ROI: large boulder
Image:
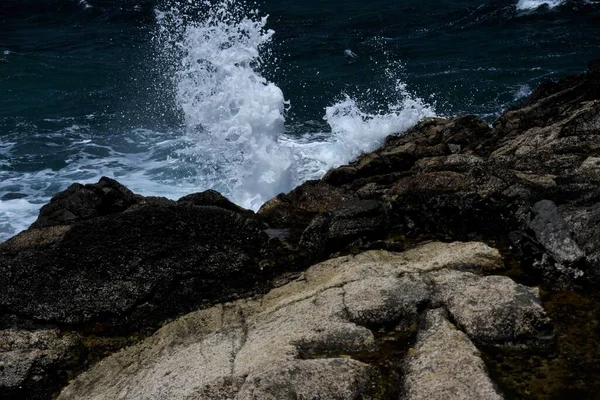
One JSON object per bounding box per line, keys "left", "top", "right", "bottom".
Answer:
{"left": 0, "top": 179, "right": 280, "bottom": 333}
{"left": 56, "top": 242, "right": 551, "bottom": 399}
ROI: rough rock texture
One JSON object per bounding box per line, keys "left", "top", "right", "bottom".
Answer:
{"left": 404, "top": 309, "right": 503, "bottom": 400}
{"left": 56, "top": 242, "right": 550, "bottom": 400}
{"left": 2, "top": 61, "right": 600, "bottom": 399}
{"left": 0, "top": 179, "right": 279, "bottom": 332}
{"left": 299, "top": 200, "right": 389, "bottom": 259}
{"left": 258, "top": 62, "right": 600, "bottom": 284}
{"left": 430, "top": 270, "right": 552, "bottom": 344}
{"left": 0, "top": 178, "right": 293, "bottom": 398}
{"left": 529, "top": 200, "right": 585, "bottom": 265}
{"left": 29, "top": 177, "right": 139, "bottom": 229}
{"left": 0, "top": 329, "right": 82, "bottom": 399}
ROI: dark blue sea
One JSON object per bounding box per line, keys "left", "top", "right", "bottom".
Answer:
{"left": 1, "top": 0, "right": 599, "bottom": 240}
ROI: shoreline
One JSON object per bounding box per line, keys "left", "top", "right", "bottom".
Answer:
{"left": 1, "top": 59, "right": 600, "bottom": 399}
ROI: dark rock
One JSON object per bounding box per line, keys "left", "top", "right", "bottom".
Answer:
{"left": 322, "top": 165, "right": 358, "bottom": 186}
{"left": 327, "top": 200, "right": 387, "bottom": 243}
{"left": 178, "top": 189, "right": 254, "bottom": 216}
{"left": 298, "top": 213, "right": 332, "bottom": 258}
{"left": 299, "top": 200, "right": 388, "bottom": 258}
{"left": 590, "top": 58, "right": 600, "bottom": 73}
{"left": 257, "top": 62, "right": 600, "bottom": 283}
{"left": 0, "top": 190, "right": 276, "bottom": 333}
{"left": 0, "top": 329, "right": 83, "bottom": 400}
{"left": 258, "top": 180, "right": 356, "bottom": 248}
{"left": 529, "top": 200, "right": 585, "bottom": 265}
{"left": 30, "top": 177, "right": 138, "bottom": 229}
{"left": 562, "top": 201, "right": 600, "bottom": 276}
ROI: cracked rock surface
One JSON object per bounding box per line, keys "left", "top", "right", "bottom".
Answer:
{"left": 57, "top": 242, "right": 550, "bottom": 400}
{"left": 404, "top": 308, "right": 503, "bottom": 400}
{"left": 3, "top": 60, "right": 599, "bottom": 399}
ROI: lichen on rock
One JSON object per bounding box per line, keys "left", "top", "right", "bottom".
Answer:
{"left": 56, "top": 242, "right": 550, "bottom": 399}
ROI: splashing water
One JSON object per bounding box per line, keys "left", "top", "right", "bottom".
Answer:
{"left": 155, "top": 0, "right": 434, "bottom": 210}
{"left": 514, "top": 84, "right": 533, "bottom": 100}
{"left": 289, "top": 80, "right": 435, "bottom": 179}
{"left": 0, "top": 0, "right": 435, "bottom": 242}
{"left": 516, "top": 0, "right": 565, "bottom": 10}
{"left": 156, "top": 0, "right": 294, "bottom": 210}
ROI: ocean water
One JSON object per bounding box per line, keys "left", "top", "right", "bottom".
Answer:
{"left": 1, "top": 0, "right": 599, "bottom": 241}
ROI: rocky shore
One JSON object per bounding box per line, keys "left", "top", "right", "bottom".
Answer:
{"left": 1, "top": 60, "right": 600, "bottom": 399}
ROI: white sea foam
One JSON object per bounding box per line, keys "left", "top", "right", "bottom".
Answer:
{"left": 77, "top": 0, "right": 93, "bottom": 9}
{"left": 155, "top": 0, "right": 434, "bottom": 210}
{"left": 156, "top": 0, "right": 294, "bottom": 210}
{"left": 285, "top": 83, "right": 435, "bottom": 180}
{"left": 514, "top": 84, "right": 533, "bottom": 100}
{"left": 0, "top": 0, "right": 434, "bottom": 242}
{"left": 0, "top": 198, "right": 40, "bottom": 238}
{"left": 516, "top": 0, "right": 565, "bottom": 10}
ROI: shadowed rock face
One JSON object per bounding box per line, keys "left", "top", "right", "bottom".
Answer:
{"left": 0, "top": 329, "right": 82, "bottom": 399}
{"left": 29, "top": 177, "right": 139, "bottom": 229}
{"left": 258, "top": 61, "right": 600, "bottom": 284}
{"left": 56, "top": 242, "right": 550, "bottom": 400}
{"left": 0, "top": 179, "right": 281, "bottom": 333}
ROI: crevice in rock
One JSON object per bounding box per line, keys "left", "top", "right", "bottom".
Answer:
{"left": 231, "top": 306, "right": 249, "bottom": 377}
{"left": 340, "top": 286, "right": 352, "bottom": 322}
{"left": 295, "top": 310, "right": 422, "bottom": 400}
{"left": 469, "top": 242, "right": 600, "bottom": 399}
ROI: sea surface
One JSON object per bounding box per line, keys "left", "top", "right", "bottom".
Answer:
{"left": 1, "top": 0, "right": 599, "bottom": 241}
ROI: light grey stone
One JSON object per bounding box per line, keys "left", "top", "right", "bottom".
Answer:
{"left": 431, "top": 270, "right": 552, "bottom": 343}
{"left": 236, "top": 359, "right": 375, "bottom": 400}
{"left": 404, "top": 309, "right": 503, "bottom": 400}
{"left": 57, "top": 242, "right": 548, "bottom": 400}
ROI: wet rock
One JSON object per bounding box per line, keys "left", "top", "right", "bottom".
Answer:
{"left": 30, "top": 177, "right": 138, "bottom": 229}
{"left": 562, "top": 201, "right": 600, "bottom": 276}
{"left": 529, "top": 200, "right": 585, "bottom": 265}
{"left": 404, "top": 309, "right": 503, "bottom": 400}
{"left": 0, "top": 184, "right": 275, "bottom": 333}
{"left": 299, "top": 200, "right": 388, "bottom": 257}
{"left": 178, "top": 189, "right": 254, "bottom": 216}
{"left": 258, "top": 181, "right": 356, "bottom": 229}
{"left": 256, "top": 62, "right": 600, "bottom": 290}
{"left": 56, "top": 242, "right": 549, "bottom": 399}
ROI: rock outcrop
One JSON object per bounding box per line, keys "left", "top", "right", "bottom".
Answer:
{"left": 0, "top": 178, "right": 281, "bottom": 333}
{"left": 0, "top": 329, "right": 82, "bottom": 398}
{"left": 259, "top": 61, "right": 600, "bottom": 284}
{"left": 404, "top": 309, "right": 503, "bottom": 400}
{"left": 57, "top": 242, "right": 549, "bottom": 400}
{"left": 2, "top": 61, "right": 600, "bottom": 399}
{"left": 0, "top": 179, "right": 290, "bottom": 399}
